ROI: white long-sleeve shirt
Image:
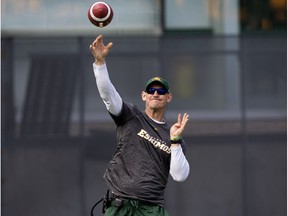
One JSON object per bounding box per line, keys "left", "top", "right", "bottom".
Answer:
{"left": 93, "top": 63, "right": 190, "bottom": 182}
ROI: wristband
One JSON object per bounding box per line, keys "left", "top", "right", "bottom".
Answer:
{"left": 171, "top": 139, "right": 182, "bottom": 144}
{"left": 170, "top": 136, "right": 182, "bottom": 144}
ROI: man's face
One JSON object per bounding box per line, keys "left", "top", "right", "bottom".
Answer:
{"left": 142, "top": 83, "right": 172, "bottom": 110}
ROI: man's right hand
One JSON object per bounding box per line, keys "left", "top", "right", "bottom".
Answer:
{"left": 89, "top": 34, "right": 113, "bottom": 65}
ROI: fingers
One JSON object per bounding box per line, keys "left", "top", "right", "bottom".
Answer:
{"left": 175, "top": 113, "right": 189, "bottom": 128}
{"left": 93, "top": 34, "right": 103, "bottom": 46}
{"left": 183, "top": 113, "right": 189, "bottom": 121}
{"left": 106, "top": 42, "right": 113, "bottom": 50}
{"left": 170, "top": 113, "right": 189, "bottom": 138}
{"left": 177, "top": 114, "right": 181, "bottom": 124}
{"left": 89, "top": 35, "right": 113, "bottom": 51}
{"left": 180, "top": 113, "right": 189, "bottom": 128}
{"left": 89, "top": 35, "right": 103, "bottom": 49}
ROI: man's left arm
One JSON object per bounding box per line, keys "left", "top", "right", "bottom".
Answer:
{"left": 169, "top": 113, "right": 190, "bottom": 182}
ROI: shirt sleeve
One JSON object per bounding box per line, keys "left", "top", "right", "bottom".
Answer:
{"left": 93, "top": 63, "right": 123, "bottom": 116}
{"left": 170, "top": 145, "right": 190, "bottom": 182}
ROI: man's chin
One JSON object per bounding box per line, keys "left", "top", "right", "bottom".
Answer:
{"left": 150, "top": 104, "right": 164, "bottom": 110}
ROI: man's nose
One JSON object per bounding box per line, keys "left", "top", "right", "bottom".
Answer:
{"left": 153, "top": 90, "right": 159, "bottom": 95}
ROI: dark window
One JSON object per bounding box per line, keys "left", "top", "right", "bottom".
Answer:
{"left": 240, "top": 0, "right": 286, "bottom": 31}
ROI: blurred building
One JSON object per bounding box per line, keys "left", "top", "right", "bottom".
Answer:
{"left": 1, "top": 0, "right": 286, "bottom": 216}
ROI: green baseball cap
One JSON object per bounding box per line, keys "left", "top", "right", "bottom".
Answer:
{"left": 145, "top": 76, "right": 170, "bottom": 93}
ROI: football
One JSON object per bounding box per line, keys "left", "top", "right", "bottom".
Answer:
{"left": 88, "top": 2, "right": 113, "bottom": 28}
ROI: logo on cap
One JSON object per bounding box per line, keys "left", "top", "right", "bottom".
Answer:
{"left": 145, "top": 76, "right": 170, "bottom": 92}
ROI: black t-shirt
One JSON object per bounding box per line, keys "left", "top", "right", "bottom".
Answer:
{"left": 103, "top": 102, "right": 186, "bottom": 206}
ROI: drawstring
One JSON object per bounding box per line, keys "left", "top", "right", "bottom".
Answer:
{"left": 90, "top": 197, "right": 104, "bottom": 216}
{"left": 90, "top": 190, "right": 110, "bottom": 216}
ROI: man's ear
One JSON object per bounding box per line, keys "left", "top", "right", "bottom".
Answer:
{"left": 167, "top": 93, "right": 173, "bottom": 103}
{"left": 141, "top": 91, "right": 147, "bottom": 101}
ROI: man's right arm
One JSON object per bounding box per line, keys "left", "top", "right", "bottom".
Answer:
{"left": 93, "top": 63, "right": 123, "bottom": 116}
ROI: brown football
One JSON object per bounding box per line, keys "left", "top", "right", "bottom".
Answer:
{"left": 88, "top": 2, "right": 113, "bottom": 28}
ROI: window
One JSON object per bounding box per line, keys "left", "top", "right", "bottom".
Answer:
{"left": 240, "top": 0, "right": 286, "bottom": 31}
